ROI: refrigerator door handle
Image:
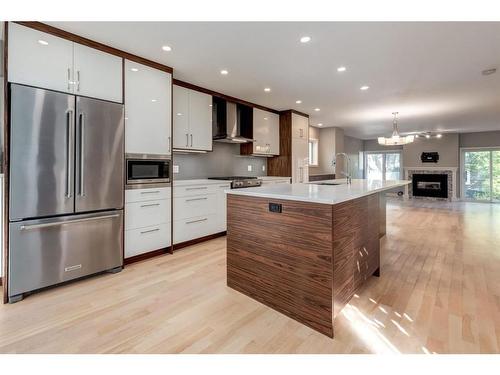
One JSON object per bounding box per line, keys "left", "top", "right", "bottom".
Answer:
{"left": 65, "top": 109, "right": 74, "bottom": 198}
{"left": 78, "top": 112, "right": 86, "bottom": 196}
{"left": 19, "top": 214, "right": 120, "bottom": 231}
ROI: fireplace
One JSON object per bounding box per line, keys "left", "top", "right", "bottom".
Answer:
{"left": 412, "top": 173, "right": 448, "bottom": 198}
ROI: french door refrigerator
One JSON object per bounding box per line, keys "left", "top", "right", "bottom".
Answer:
{"left": 8, "top": 84, "right": 124, "bottom": 303}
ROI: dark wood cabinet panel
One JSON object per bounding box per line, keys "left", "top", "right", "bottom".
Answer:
{"left": 227, "top": 192, "right": 383, "bottom": 338}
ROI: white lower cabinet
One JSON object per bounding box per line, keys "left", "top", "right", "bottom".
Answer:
{"left": 125, "top": 187, "right": 171, "bottom": 258}
{"left": 173, "top": 182, "right": 229, "bottom": 244}
{"left": 215, "top": 183, "right": 231, "bottom": 233}
{"left": 125, "top": 224, "right": 171, "bottom": 258}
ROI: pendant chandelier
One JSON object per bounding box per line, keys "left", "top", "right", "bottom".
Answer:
{"left": 377, "top": 112, "right": 415, "bottom": 146}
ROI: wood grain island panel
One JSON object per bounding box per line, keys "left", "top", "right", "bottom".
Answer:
{"left": 226, "top": 192, "right": 381, "bottom": 338}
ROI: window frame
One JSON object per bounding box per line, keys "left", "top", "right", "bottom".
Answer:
{"left": 308, "top": 138, "right": 319, "bottom": 167}
{"left": 363, "top": 150, "right": 403, "bottom": 181}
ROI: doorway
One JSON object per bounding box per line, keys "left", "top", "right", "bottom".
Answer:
{"left": 461, "top": 148, "right": 500, "bottom": 202}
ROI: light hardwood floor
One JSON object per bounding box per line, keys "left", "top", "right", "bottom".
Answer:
{"left": 1, "top": 199, "right": 500, "bottom": 354}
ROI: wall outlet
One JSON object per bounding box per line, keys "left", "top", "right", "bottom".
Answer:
{"left": 247, "top": 165, "right": 252, "bottom": 172}
{"left": 262, "top": 165, "right": 266, "bottom": 172}
{"left": 173, "top": 165, "right": 179, "bottom": 174}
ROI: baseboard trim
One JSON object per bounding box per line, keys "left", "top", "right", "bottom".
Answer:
{"left": 124, "top": 247, "right": 172, "bottom": 265}
{"left": 173, "top": 232, "right": 226, "bottom": 251}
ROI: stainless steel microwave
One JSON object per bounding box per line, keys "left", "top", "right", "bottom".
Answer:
{"left": 126, "top": 154, "right": 171, "bottom": 185}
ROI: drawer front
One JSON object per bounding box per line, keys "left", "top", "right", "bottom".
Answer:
{"left": 125, "top": 187, "right": 171, "bottom": 203}
{"left": 173, "top": 184, "right": 216, "bottom": 198}
{"left": 125, "top": 223, "right": 171, "bottom": 258}
{"left": 174, "top": 214, "right": 217, "bottom": 244}
{"left": 125, "top": 199, "right": 171, "bottom": 230}
{"left": 174, "top": 194, "right": 216, "bottom": 220}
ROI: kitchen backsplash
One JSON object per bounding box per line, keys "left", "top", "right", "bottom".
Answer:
{"left": 173, "top": 142, "right": 268, "bottom": 179}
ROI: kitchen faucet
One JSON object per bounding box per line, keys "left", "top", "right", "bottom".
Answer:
{"left": 333, "top": 152, "right": 352, "bottom": 184}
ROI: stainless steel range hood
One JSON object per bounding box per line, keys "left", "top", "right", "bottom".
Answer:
{"left": 213, "top": 100, "right": 254, "bottom": 143}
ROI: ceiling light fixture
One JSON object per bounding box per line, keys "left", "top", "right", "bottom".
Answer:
{"left": 300, "top": 36, "right": 311, "bottom": 43}
{"left": 130, "top": 68, "right": 139, "bottom": 72}
{"left": 161, "top": 45, "right": 172, "bottom": 52}
{"left": 360, "top": 85, "right": 370, "bottom": 91}
{"left": 425, "top": 134, "right": 431, "bottom": 139}
{"left": 337, "top": 66, "right": 347, "bottom": 72}
{"left": 377, "top": 112, "right": 415, "bottom": 146}
{"left": 295, "top": 100, "right": 302, "bottom": 104}
{"left": 220, "top": 69, "right": 229, "bottom": 75}
{"left": 38, "top": 40, "right": 49, "bottom": 46}
{"left": 151, "top": 99, "right": 157, "bottom": 102}
{"left": 264, "top": 88, "right": 271, "bottom": 92}
{"left": 318, "top": 123, "right": 323, "bottom": 127}
{"left": 436, "top": 134, "right": 442, "bottom": 138}
{"left": 314, "top": 108, "right": 320, "bottom": 112}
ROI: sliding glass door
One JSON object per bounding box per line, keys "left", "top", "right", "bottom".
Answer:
{"left": 462, "top": 148, "right": 500, "bottom": 202}
{"left": 365, "top": 151, "right": 402, "bottom": 181}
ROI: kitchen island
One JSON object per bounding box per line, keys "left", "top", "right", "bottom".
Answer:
{"left": 225, "top": 179, "right": 410, "bottom": 338}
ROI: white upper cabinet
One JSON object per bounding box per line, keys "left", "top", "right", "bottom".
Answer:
{"left": 73, "top": 44, "right": 123, "bottom": 103}
{"left": 173, "top": 85, "right": 212, "bottom": 151}
{"left": 172, "top": 85, "right": 190, "bottom": 149}
{"left": 125, "top": 60, "right": 172, "bottom": 155}
{"left": 252, "top": 108, "right": 280, "bottom": 155}
{"left": 8, "top": 22, "right": 74, "bottom": 94}
{"left": 292, "top": 112, "right": 309, "bottom": 139}
{"left": 188, "top": 90, "right": 213, "bottom": 151}
{"left": 8, "top": 23, "right": 123, "bottom": 103}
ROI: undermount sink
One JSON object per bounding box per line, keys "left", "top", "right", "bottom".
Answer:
{"left": 313, "top": 182, "right": 344, "bottom": 186}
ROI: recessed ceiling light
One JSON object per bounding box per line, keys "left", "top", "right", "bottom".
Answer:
{"left": 38, "top": 39, "right": 49, "bottom": 46}
{"left": 436, "top": 134, "right": 442, "bottom": 138}
{"left": 130, "top": 68, "right": 139, "bottom": 72}
{"left": 161, "top": 45, "right": 172, "bottom": 52}
{"left": 425, "top": 134, "right": 431, "bottom": 139}
{"left": 295, "top": 100, "right": 302, "bottom": 104}
{"left": 337, "top": 66, "right": 347, "bottom": 72}
{"left": 360, "top": 85, "right": 370, "bottom": 91}
{"left": 415, "top": 134, "right": 419, "bottom": 138}
{"left": 151, "top": 99, "right": 157, "bottom": 102}
{"left": 264, "top": 117, "right": 268, "bottom": 120}
{"left": 264, "top": 88, "right": 271, "bottom": 92}
{"left": 318, "top": 123, "right": 323, "bottom": 127}
{"left": 176, "top": 112, "right": 182, "bottom": 116}
{"left": 300, "top": 36, "right": 311, "bottom": 43}
{"left": 220, "top": 69, "right": 229, "bottom": 75}
{"left": 314, "top": 108, "right": 320, "bottom": 112}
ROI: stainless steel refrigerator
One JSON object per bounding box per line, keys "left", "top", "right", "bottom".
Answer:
{"left": 8, "top": 84, "right": 124, "bottom": 303}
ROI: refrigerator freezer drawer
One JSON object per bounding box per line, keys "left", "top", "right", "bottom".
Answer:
{"left": 8, "top": 210, "right": 123, "bottom": 297}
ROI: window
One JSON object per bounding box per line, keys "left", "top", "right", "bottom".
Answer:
{"left": 309, "top": 139, "right": 319, "bottom": 166}
{"left": 364, "top": 151, "right": 402, "bottom": 181}
{"left": 461, "top": 147, "right": 500, "bottom": 202}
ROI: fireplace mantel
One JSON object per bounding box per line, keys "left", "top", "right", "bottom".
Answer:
{"left": 403, "top": 166, "right": 458, "bottom": 201}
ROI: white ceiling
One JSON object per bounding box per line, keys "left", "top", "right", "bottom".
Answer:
{"left": 49, "top": 22, "right": 500, "bottom": 139}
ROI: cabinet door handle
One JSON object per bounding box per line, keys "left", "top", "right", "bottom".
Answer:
{"left": 186, "top": 133, "right": 189, "bottom": 147}
{"left": 76, "top": 70, "right": 81, "bottom": 92}
{"left": 186, "top": 187, "right": 207, "bottom": 191}
{"left": 67, "top": 68, "right": 71, "bottom": 91}
{"left": 140, "top": 228, "right": 160, "bottom": 234}
{"left": 168, "top": 136, "right": 171, "bottom": 153}
{"left": 140, "top": 190, "right": 160, "bottom": 195}
{"left": 300, "top": 128, "right": 304, "bottom": 138}
{"left": 185, "top": 197, "right": 208, "bottom": 202}
{"left": 190, "top": 134, "right": 193, "bottom": 147}
{"left": 219, "top": 185, "right": 230, "bottom": 188}
{"left": 186, "top": 218, "right": 207, "bottom": 224}
{"left": 140, "top": 203, "right": 160, "bottom": 208}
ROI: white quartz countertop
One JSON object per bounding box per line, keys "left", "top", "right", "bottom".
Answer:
{"left": 226, "top": 179, "right": 410, "bottom": 205}
{"left": 173, "top": 179, "right": 231, "bottom": 187}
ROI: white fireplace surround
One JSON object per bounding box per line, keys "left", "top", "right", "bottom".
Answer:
{"left": 404, "top": 166, "right": 458, "bottom": 201}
